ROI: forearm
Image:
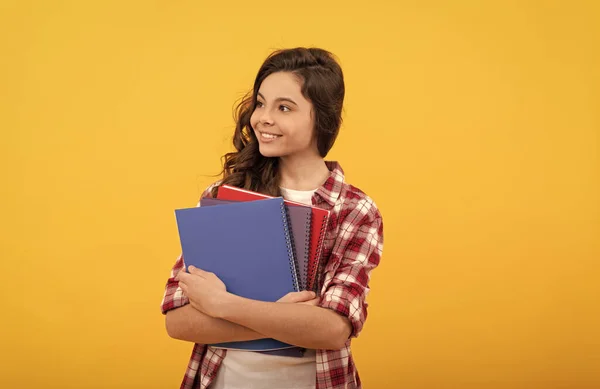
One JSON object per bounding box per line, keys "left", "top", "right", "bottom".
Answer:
{"left": 218, "top": 296, "right": 351, "bottom": 350}
{"left": 165, "top": 304, "right": 265, "bottom": 344}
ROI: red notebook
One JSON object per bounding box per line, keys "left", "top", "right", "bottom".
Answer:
{"left": 216, "top": 184, "right": 330, "bottom": 292}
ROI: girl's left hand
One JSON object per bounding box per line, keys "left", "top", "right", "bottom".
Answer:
{"left": 175, "top": 265, "right": 229, "bottom": 317}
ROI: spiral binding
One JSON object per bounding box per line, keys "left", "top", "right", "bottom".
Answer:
{"left": 280, "top": 202, "right": 300, "bottom": 292}
{"left": 308, "top": 212, "right": 329, "bottom": 293}
{"left": 302, "top": 211, "right": 311, "bottom": 291}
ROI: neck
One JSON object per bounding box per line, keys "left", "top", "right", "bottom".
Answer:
{"left": 279, "top": 154, "right": 330, "bottom": 191}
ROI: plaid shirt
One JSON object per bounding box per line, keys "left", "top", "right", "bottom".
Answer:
{"left": 161, "top": 161, "right": 384, "bottom": 389}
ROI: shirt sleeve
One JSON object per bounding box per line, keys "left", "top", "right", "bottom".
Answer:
{"left": 319, "top": 207, "right": 384, "bottom": 338}
{"left": 160, "top": 254, "right": 189, "bottom": 314}
{"left": 160, "top": 183, "right": 219, "bottom": 315}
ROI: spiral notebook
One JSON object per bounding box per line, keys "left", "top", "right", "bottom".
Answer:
{"left": 216, "top": 185, "right": 330, "bottom": 292}
{"left": 198, "top": 197, "right": 311, "bottom": 357}
{"left": 174, "top": 197, "right": 299, "bottom": 351}
{"left": 200, "top": 197, "right": 312, "bottom": 291}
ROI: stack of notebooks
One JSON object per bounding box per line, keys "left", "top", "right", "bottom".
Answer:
{"left": 174, "top": 185, "right": 330, "bottom": 353}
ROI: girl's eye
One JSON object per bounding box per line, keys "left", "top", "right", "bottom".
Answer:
{"left": 279, "top": 105, "right": 291, "bottom": 112}
{"left": 255, "top": 101, "right": 264, "bottom": 108}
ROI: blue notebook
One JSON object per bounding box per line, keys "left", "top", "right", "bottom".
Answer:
{"left": 175, "top": 197, "right": 299, "bottom": 351}
{"left": 199, "top": 197, "right": 312, "bottom": 358}
{"left": 200, "top": 197, "right": 312, "bottom": 291}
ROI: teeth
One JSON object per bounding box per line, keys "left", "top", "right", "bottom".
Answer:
{"left": 261, "top": 132, "right": 280, "bottom": 139}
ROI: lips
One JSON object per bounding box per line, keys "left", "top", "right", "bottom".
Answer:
{"left": 258, "top": 131, "right": 282, "bottom": 141}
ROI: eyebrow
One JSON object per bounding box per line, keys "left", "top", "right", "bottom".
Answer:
{"left": 257, "top": 92, "right": 298, "bottom": 107}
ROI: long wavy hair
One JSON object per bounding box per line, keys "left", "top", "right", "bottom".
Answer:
{"left": 210, "top": 47, "right": 345, "bottom": 198}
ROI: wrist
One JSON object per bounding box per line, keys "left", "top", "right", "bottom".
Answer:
{"left": 214, "top": 291, "right": 242, "bottom": 320}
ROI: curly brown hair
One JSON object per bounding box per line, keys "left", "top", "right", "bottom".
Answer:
{"left": 211, "top": 47, "right": 345, "bottom": 198}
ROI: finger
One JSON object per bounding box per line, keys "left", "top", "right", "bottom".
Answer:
{"left": 188, "top": 265, "right": 210, "bottom": 278}
{"left": 277, "top": 292, "right": 294, "bottom": 303}
{"left": 179, "top": 282, "right": 188, "bottom": 294}
{"left": 279, "top": 291, "right": 316, "bottom": 303}
{"left": 175, "top": 266, "right": 187, "bottom": 281}
{"left": 296, "top": 291, "right": 316, "bottom": 301}
{"left": 176, "top": 270, "right": 191, "bottom": 283}
{"left": 276, "top": 293, "right": 290, "bottom": 303}
{"left": 299, "top": 297, "right": 319, "bottom": 306}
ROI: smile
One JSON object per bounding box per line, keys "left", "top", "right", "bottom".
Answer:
{"left": 259, "top": 131, "right": 282, "bottom": 140}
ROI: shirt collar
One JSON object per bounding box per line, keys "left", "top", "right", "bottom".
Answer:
{"left": 315, "top": 161, "right": 344, "bottom": 207}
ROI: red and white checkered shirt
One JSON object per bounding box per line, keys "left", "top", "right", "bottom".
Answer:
{"left": 161, "top": 161, "right": 384, "bottom": 388}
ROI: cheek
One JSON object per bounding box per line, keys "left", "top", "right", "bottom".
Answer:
{"left": 299, "top": 120, "right": 316, "bottom": 144}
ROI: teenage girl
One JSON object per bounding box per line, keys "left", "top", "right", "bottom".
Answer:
{"left": 161, "top": 47, "right": 384, "bottom": 389}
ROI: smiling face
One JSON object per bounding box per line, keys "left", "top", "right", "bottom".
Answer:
{"left": 250, "top": 72, "right": 319, "bottom": 159}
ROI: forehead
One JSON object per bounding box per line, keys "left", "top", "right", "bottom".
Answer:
{"left": 258, "top": 72, "right": 305, "bottom": 100}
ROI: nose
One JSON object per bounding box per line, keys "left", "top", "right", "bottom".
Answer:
{"left": 259, "top": 108, "right": 273, "bottom": 125}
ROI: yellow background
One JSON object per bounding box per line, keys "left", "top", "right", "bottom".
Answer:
{"left": 1, "top": 1, "right": 598, "bottom": 388}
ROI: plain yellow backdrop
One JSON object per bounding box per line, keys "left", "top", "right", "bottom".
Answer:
{"left": 1, "top": 1, "right": 598, "bottom": 388}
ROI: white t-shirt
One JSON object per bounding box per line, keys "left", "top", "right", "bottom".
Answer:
{"left": 209, "top": 187, "right": 318, "bottom": 389}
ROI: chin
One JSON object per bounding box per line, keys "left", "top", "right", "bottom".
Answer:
{"left": 258, "top": 144, "right": 283, "bottom": 158}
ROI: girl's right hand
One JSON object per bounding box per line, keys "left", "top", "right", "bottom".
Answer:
{"left": 277, "top": 291, "right": 319, "bottom": 306}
